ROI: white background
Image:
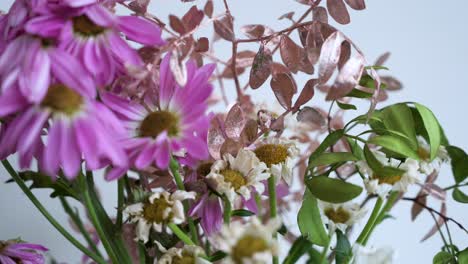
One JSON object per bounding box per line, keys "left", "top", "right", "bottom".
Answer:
{"left": 0, "top": 0, "right": 467, "bottom": 263}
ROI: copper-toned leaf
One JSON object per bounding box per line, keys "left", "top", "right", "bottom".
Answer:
{"left": 220, "top": 138, "right": 242, "bottom": 157}
{"left": 204, "top": 0, "right": 213, "bottom": 18}
{"left": 421, "top": 203, "right": 447, "bottom": 242}
{"left": 280, "top": 35, "right": 302, "bottom": 73}
{"left": 337, "top": 41, "right": 351, "bottom": 70}
{"left": 422, "top": 183, "right": 446, "bottom": 201}
{"left": 305, "top": 24, "right": 323, "bottom": 66}
{"left": 249, "top": 45, "right": 272, "bottom": 89}
{"left": 411, "top": 194, "right": 427, "bottom": 221}
{"left": 169, "top": 15, "right": 186, "bottom": 35}
{"left": 176, "top": 36, "right": 194, "bottom": 60}
{"left": 264, "top": 26, "right": 281, "bottom": 50}
{"left": 225, "top": 103, "right": 246, "bottom": 139}
{"left": 195, "top": 37, "right": 209, "bottom": 52}
{"left": 213, "top": 15, "right": 234, "bottom": 41}
{"left": 327, "top": 0, "right": 350, "bottom": 25}
{"left": 270, "top": 73, "right": 296, "bottom": 110}
{"left": 317, "top": 31, "right": 346, "bottom": 84}
{"left": 128, "top": 0, "right": 150, "bottom": 13}
{"left": 326, "top": 54, "right": 365, "bottom": 100}
{"left": 313, "top": 6, "right": 328, "bottom": 23}
{"left": 293, "top": 79, "right": 317, "bottom": 110}
{"left": 298, "top": 50, "right": 314, "bottom": 74}
{"left": 208, "top": 117, "right": 226, "bottom": 160}
{"left": 375, "top": 52, "right": 391, "bottom": 66}
{"left": 381, "top": 76, "right": 402, "bottom": 91}
{"left": 240, "top": 119, "right": 258, "bottom": 145}
{"left": 271, "top": 63, "right": 290, "bottom": 76}
{"left": 231, "top": 50, "right": 256, "bottom": 68}
{"left": 270, "top": 115, "right": 285, "bottom": 132}
{"left": 182, "top": 6, "right": 204, "bottom": 32}
{"left": 169, "top": 50, "right": 188, "bottom": 86}
{"left": 344, "top": 0, "right": 366, "bottom": 10}
{"left": 295, "top": 0, "right": 314, "bottom": 5}
{"left": 296, "top": 106, "right": 326, "bottom": 127}
{"left": 241, "top": 24, "right": 265, "bottom": 39}
{"left": 221, "top": 66, "right": 246, "bottom": 79}
{"left": 278, "top": 11, "right": 295, "bottom": 21}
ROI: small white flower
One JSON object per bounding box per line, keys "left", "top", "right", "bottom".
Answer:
{"left": 352, "top": 244, "right": 395, "bottom": 264}
{"left": 416, "top": 136, "right": 449, "bottom": 174}
{"left": 318, "top": 201, "right": 367, "bottom": 233}
{"left": 123, "top": 188, "right": 196, "bottom": 243}
{"left": 358, "top": 150, "right": 421, "bottom": 199}
{"left": 207, "top": 148, "right": 269, "bottom": 205}
{"left": 253, "top": 137, "right": 299, "bottom": 185}
{"left": 155, "top": 244, "right": 210, "bottom": 264}
{"left": 211, "top": 218, "right": 281, "bottom": 264}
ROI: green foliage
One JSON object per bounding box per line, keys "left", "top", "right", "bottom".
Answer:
{"left": 307, "top": 247, "right": 329, "bottom": 264}
{"left": 231, "top": 209, "right": 255, "bottom": 217}
{"left": 308, "top": 129, "right": 344, "bottom": 167}
{"left": 368, "top": 135, "right": 420, "bottom": 160}
{"left": 446, "top": 146, "right": 468, "bottom": 183}
{"left": 346, "top": 88, "right": 373, "bottom": 99}
{"left": 297, "top": 190, "right": 329, "bottom": 246}
{"left": 335, "top": 230, "right": 353, "bottom": 264}
{"left": 306, "top": 176, "right": 362, "bottom": 203}
{"left": 381, "top": 103, "right": 418, "bottom": 149}
{"left": 363, "top": 145, "right": 405, "bottom": 177}
{"left": 308, "top": 152, "right": 359, "bottom": 168}
{"left": 433, "top": 251, "right": 456, "bottom": 264}
{"left": 459, "top": 248, "right": 468, "bottom": 264}
{"left": 283, "top": 237, "right": 313, "bottom": 264}
{"left": 452, "top": 188, "right": 468, "bottom": 203}
{"left": 337, "top": 101, "right": 357, "bottom": 110}
{"left": 208, "top": 251, "right": 228, "bottom": 262}
{"left": 414, "top": 103, "right": 442, "bottom": 160}
{"left": 359, "top": 74, "right": 388, "bottom": 89}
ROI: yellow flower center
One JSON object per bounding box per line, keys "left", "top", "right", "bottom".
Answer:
{"left": 41, "top": 84, "right": 83, "bottom": 116}
{"left": 173, "top": 253, "right": 195, "bottom": 264}
{"left": 417, "top": 147, "right": 430, "bottom": 160}
{"left": 196, "top": 162, "right": 213, "bottom": 177}
{"left": 373, "top": 174, "right": 403, "bottom": 185}
{"left": 254, "top": 144, "right": 288, "bottom": 167}
{"left": 324, "top": 207, "right": 351, "bottom": 224}
{"left": 142, "top": 198, "right": 173, "bottom": 224}
{"left": 72, "top": 15, "right": 106, "bottom": 37}
{"left": 232, "top": 235, "right": 269, "bottom": 264}
{"left": 139, "top": 111, "right": 180, "bottom": 138}
{"left": 220, "top": 169, "right": 247, "bottom": 191}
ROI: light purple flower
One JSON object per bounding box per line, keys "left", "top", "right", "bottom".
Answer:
{"left": 25, "top": 0, "right": 165, "bottom": 86}
{"left": 189, "top": 193, "right": 223, "bottom": 235}
{"left": 103, "top": 54, "right": 215, "bottom": 179}
{"left": 0, "top": 240, "right": 48, "bottom": 264}
{"left": 0, "top": 67, "right": 127, "bottom": 179}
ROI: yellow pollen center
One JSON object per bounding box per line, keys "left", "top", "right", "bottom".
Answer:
{"left": 254, "top": 144, "right": 288, "bottom": 167}
{"left": 41, "top": 84, "right": 83, "bottom": 115}
{"left": 139, "top": 111, "right": 179, "bottom": 138}
{"left": 173, "top": 253, "right": 195, "bottom": 264}
{"left": 142, "top": 198, "right": 172, "bottom": 224}
{"left": 72, "top": 15, "right": 106, "bottom": 37}
{"left": 232, "top": 235, "right": 269, "bottom": 264}
{"left": 197, "top": 162, "right": 213, "bottom": 177}
{"left": 324, "top": 207, "right": 351, "bottom": 224}
{"left": 373, "top": 174, "right": 403, "bottom": 185}
{"left": 417, "top": 147, "right": 430, "bottom": 160}
{"left": 220, "top": 169, "right": 246, "bottom": 191}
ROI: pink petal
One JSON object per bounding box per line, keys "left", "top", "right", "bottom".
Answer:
{"left": 60, "top": 123, "right": 82, "bottom": 179}
{"left": 83, "top": 4, "right": 116, "bottom": 27}
{"left": 25, "top": 15, "right": 66, "bottom": 38}
{"left": 118, "top": 16, "right": 165, "bottom": 46}
{"left": 43, "top": 121, "right": 62, "bottom": 176}
{"left": 108, "top": 32, "right": 142, "bottom": 66}
{"left": 19, "top": 45, "right": 51, "bottom": 102}
{"left": 155, "top": 141, "right": 170, "bottom": 169}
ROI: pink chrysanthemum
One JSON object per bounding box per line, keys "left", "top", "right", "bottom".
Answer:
{"left": 25, "top": 0, "right": 165, "bottom": 86}
{"left": 0, "top": 239, "right": 47, "bottom": 264}
{"left": 0, "top": 70, "right": 127, "bottom": 179}
{"left": 103, "top": 54, "right": 215, "bottom": 179}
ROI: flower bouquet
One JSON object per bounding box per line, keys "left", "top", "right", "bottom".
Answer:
{"left": 0, "top": 0, "right": 467, "bottom": 263}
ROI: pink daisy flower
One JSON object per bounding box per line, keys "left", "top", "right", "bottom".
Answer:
{"left": 0, "top": 239, "right": 47, "bottom": 264}
{"left": 103, "top": 54, "right": 215, "bottom": 179}
{"left": 0, "top": 68, "right": 127, "bottom": 179}
{"left": 25, "top": 0, "right": 165, "bottom": 86}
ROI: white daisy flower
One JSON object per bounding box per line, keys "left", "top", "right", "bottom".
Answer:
{"left": 155, "top": 244, "right": 210, "bottom": 264}
{"left": 211, "top": 218, "right": 281, "bottom": 264}
{"left": 253, "top": 137, "right": 299, "bottom": 185}
{"left": 416, "top": 136, "right": 449, "bottom": 174}
{"left": 352, "top": 244, "right": 395, "bottom": 264}
{"left": 357, "top": 150, "right": 421, "bottom": 199}
{"left": 123, "top": 188, "right": 196, "bottom": 243}
{"left": 318, "top": 201, "right": 367, "bottom": 233}
{"left": 207, "top": 148, "right": 269, "bottom": 205}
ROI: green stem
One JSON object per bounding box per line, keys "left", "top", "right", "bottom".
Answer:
{"left": 444, "top": 182, "right": 468, "bottom": 191}
{"left": 223, "top": 196, "right": 232, "bottom": 224}
{"left": 268, "top": 176, "right": 279, "bottom": 264}
{"left": 168, "top": 223, "right": 195, "bottom": 245}
{"left": 2, "top": 160, "right": 107, "bottom": 264}
{"left": 356, "top": 197, "right": 383, "bottom": 245}
{"left": 138, "top": 242, "right": 147, "bottom": 264}
{"left": 117, "top": 178, "right": 124, "bottom": 228}
{"left": 59, "top": 196, "right": 103, "bottom": 258}
{"left": 319, "top": 231, "right": 334, "bottom": 264}
{"left": 344, "top": 134, "right": 367, "bottom": 144}
{"left": 362, "top": 192, "right": 399, "bottom": 245}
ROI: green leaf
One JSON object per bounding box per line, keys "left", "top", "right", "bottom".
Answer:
{"left": 308, "top": 129, "right": 344, "bottom": 166}
{"left": 337, "top": 101, "right": 357, "bottom": 110}
{"left": 359, "top": 74, "right": 388, "bottom": 89}
{"left": 381, "top": 103, "right": 418, "bottom": 149}
{"left": 433, "top": 251, "right": 456, "bottom": 264}
{"left": 309, "top": 152, "right": 359, "bottom": 168}
{"left": 208, "top": 251, "right": 228, "bottom": 262}
{"left": 283, "top": 237, "right": 312, "bottom": 264}
{"left": 297, "top": 190, "right": 329, "bottom": 246}
{"left": 453, "top": 188, "right": 468, "bottom": 203}
{"left": 459, "top": 248, "right": 468, "bottom": 264}
{"left": 446, "top": 146, "right": 468, "bottom": 183}
{"left": 368, "top": 135, "right": 420, "bottom": 160}
{"left": 346, "top": 88, "right": 373, "bottom": 99}
{"left": 335, "top": 230, "right": 352, "bottom": 264}
{"left": 306, "top": 176, "right": 362, "bottom": 203}
{"left": 346, "top": 138, "right": 364, "bottom": 160}
{"left": 414, "top": 103, "right": 442, "bottom": 160}
{"left": 364, "top": 65, "right": 389, "bottom": 71}
{"left": 363, "top": 145, "right": 405, "bottom": 177}
{"left": 307, "top": 247, "right": 329, "bottom": 264}
{"left": 231, "top": 209, "right": 255, "bottom": 217}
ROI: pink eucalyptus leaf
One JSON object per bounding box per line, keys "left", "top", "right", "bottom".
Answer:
{"left": 280, "top": 35, "right": 302, "bottom": 73}
{"left": 381, "top": 76, "right": 403, "bottom": 91}
{"left": 337, "top": 41, "right": 351, "bottom": 70}
{"left": 204, "top": 0, "right": 213, "bottom": 17}
{"left": 375, "top": 51, "right": 391, "bottom": 66}
{"left": 298, "top": 50, "right": 314, "bottom": 74}
{"left": 225, "top": 103, "right": 246, "bottom": 139}
{"left": 213, "top": 15, "right": 234, "bottom": 41}
{"left": 422, "top": 183, "right": 447, "bottom": 201}
{"left": 128, "top": 0, "right": 150, "bottom": 13}
{"left": 270, "top": 73, "right": 297, "bottom": 110}
{"left": 278, "top": 12, "right": 295, "bottom": 21}
{"left": 270, "top": 115, "right": 285, "bottom": 132}
{"left": 313, "top": 7, "right": 328, "bottom": 23}
{"left": 241, "top": 24, "right": 265, "bottom": 39}
{"left": 411, "top": 194, "right": 427, "bottom": 221}
{"left": 249, "top": 45, "right": 272, "bottom": 89}
{"left": 169, "top": 15, "right": 186, "bottom": 34}
{"left": 344, "top": 0, "right": 366, "bottom": 10}
{"left": 240, "top": 119, "right": 258, "bottom": 146}
{"left": 296, "top": 106, "right": 326, "bottom": 127}
{"left": 220, "top": 138, "right": 242, "bottom": 157}
{"left": 327, "top": 0, "right": 351, "bottom": 25}
{"left": 317, "top": 31, "right": 346, "bottom": 84}
{"left": 421, "top": 203, "right": 447, "bottom": 242}
{"left": 195, "top": 37, "right": 209, "bottom": 52}
{"left": 326, "top": 53, "right": 365, "bottom": 100}
{"left": 182, "top": 6, "right": 204, "bottom": 32}
{"left": 293, "top": 78, "right": 317, "bottom": 110}
{"left": 208, "top": 118, "right": 226, "bottom": 160}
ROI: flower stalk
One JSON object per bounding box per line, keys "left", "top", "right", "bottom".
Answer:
{"left": 268, "top": 176, "right": 279, "bottom": 264}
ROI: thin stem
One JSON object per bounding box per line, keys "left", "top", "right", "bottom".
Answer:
{"left": 428, "top": 210, "right": 449, "bottom": 248}
{"left": 355, "top": 197, "right": 383, "bottom": 245}
{"left": 138, "top": 242, "right": 147, "bottom": 264}
{"left": 268, "top": 176, "right": 279, "bottom": 264}
{"left": 117, "top": 178, "right": 124, "bottom": 228}
{"left": 2, "top": 160, "right": 106, "bottom": 264}
{"left": 320, "top": 231, "right": 334, "bottom": 264}
{"left": 444, "top": 182, "right": 468, "bottom": 191}
{"left": 444, "top": 221, "right": 455, "bottom": 255}
{"left": 59, "top": 196, "right": 103, "bottom": 258}
{"left": 344, "top": 134, "right": 367, "bottom": 144}
{"left": 363, "top": 192, "right": 399, "bottom": 245}
{"left": 223, "top": 196, "right": 232, "bottom": 224}
{"left": 168, "top": 223, "right": 195, "bottom": 245}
